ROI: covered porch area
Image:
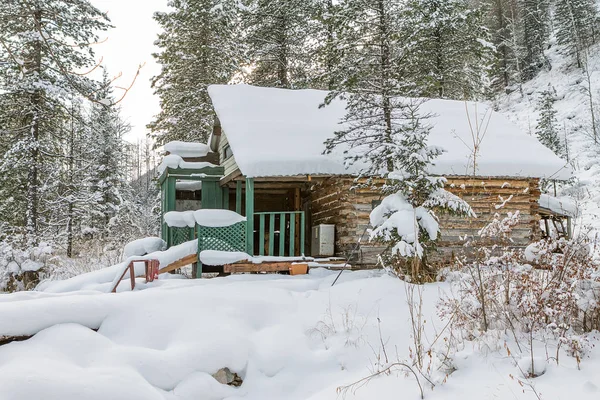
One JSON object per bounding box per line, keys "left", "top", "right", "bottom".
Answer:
{"left": 222, "top": 176, "right": 313, "bottom": 258}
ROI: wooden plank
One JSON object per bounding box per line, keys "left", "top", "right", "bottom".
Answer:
{"left": 300, "top": 212, "right": 305, "bottom": 256}
{"left": 221, "top": 168, "right": 242, "bottom": 185}
{"left": 279, "top": 213, "right": 286, "bottom": 256}
{"left": 269, "top": 213, "right": 275, "bottom": 256}
{"left": 236, "top": 180, "right": 242, "bottom": 214}
{"left": 159, "top": 254, "right": 198, "bottom": 274}
{"left": 246, "top": 178, "right": 254, "bottom": 255}
{"left": 259, "top": 213, "right": 265, "bottom": 256}
{"left": 224, "top": 262, "right": 309, "bottom": 273}
{"left": 289, "top": 214, "right": 296, "bottom": 256}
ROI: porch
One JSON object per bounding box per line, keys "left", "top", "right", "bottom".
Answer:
{"left": 160, "top": 170, "right": 311, "bottom": 275}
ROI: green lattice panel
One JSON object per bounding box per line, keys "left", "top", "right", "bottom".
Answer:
{"left": 171, "top": 226, "right": 195, "bottom": 246}
{"left": 197, "top": 221, "right": 246, "bottom": 254}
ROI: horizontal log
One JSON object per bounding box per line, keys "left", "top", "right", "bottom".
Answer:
{"left": 224, "top": 262, "right": 309, "bottom": 273}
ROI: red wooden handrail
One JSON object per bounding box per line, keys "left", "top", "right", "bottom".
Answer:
{"left": 111, "top": 259, "right": 160, "bottom": 293}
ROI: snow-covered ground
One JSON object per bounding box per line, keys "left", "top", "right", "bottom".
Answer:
{"left": 497, "top": 39, "right": 600, "bottom": 241}
{"left": 0, "top": 269, "right": 598, "bottom": 400}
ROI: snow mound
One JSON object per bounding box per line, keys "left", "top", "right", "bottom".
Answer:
{"left": 40, "top": 240, "right": 197, "bottom": 293}
{"left": 123, "top": 237, "right": 167, "bottom": 259}
{"left": 164, "top": 141, "right": 210, "bottom": 158}
{"left": 539, "top": 194, "right": 578, "bottom": 217}
{"left": 1, "top": 272, "right": 600, "bottom": 400}
{"left": 194, "top": 209, "right": 246, "bottom": 227}
{"left": 200, "top": 250, "right": 250, "bottom": 266}
{"left": 157, "top": 154, "right": 217, "bottom": 175}
{"left": 165, "top": 211, "right": 196, "bottom": 228}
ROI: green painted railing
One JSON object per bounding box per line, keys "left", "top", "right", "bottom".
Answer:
{"left": 254, "top": 211, "right": 305, "bottom": 257}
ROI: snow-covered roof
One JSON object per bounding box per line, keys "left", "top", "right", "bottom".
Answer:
{"left": 157, "top": 154, "right": 217, "bottom": 175}
{"left": 163, "top": 141, "right": 210, "bottom": 158}
{"left": 208, "top": 84, "right": 572, "bottom": 180}
{"left": 538, "top": 194, "right": 578, "bottom": 217}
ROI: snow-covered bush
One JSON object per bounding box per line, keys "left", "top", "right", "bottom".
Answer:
{"left": 439, "top": 211, "right": 600, "bottom": 372}
{"left": 0, "top": 242, "right": 53, "bottom": 292}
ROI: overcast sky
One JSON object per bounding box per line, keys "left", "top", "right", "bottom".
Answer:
{"left": 92, "top": 0, "right": 169, "bottom": 143}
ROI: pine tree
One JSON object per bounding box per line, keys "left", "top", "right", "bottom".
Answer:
{"left": 150, "top": 0, "right": 242, "bottom": 146}
{"left": 519, "top": 0, "right": 550, "bottom": 80}
{"left": 401, "top": 0, "right": 494, "bottom": 100}
{"left": 0, "top": 0, "right": 110, "bottom": 245}
{"left": 243, "top": 0, "right": 313, "bottom": 88}
{"left": 535, "top": 88, "right": 564, "bottom": 157}
{"left": 555, "top": 0, "right": 599, "bottom": 68}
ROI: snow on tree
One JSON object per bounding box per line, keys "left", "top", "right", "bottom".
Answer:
{"left": 150, "top": 0, "right": 242, "bottom": 146}
{"left": 323, "top": 0, "right": 474, "bottom": 280}
{"left": 308, "top": 0, "right": 348, "bottom": 90}
{"left": 87, "top": 71, "right": 131, "bottom": 237}
{"left": 401, "top": 0, "right": 495, "bottom": 100}
{"left": 555, "top": 0, "right": 599, "bottom": 68}
{"left": 0, "top": 0, "right": 111, "bottom": 246}
{"left": 535, "top": 87, "right": 564, "bottom": 157}
{"left": 519, "top": 0, "right": 550, "bottom": 80}
{"left": 242, "top": 0, "right": 313, "bottom": 88}
{"left": 484, "top": 0, "right": 522, "bottom": 90}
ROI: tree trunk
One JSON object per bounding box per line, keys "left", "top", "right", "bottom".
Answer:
{"left": 278, "top": 13, "right": 289, "bottom": 88}
{"left": 377, "top": 0, "right": 394, "bottom": 173}
{"left": 25, "top": 9, "right": 43, "bottom": 247}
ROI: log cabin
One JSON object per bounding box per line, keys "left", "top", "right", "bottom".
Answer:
{"left": 158, "top": 84, "right": 574, "bottom": 270}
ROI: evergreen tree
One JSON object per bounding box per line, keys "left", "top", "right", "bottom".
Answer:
{"left": 150, "top": 0, "right": 241, "bottom": 146}
{"left": 243, "top": 0, "right": 313, "bottom": 88}
{"left": 519, "top": 0, "right": 550, "bottom": 80}
{"left": 401, "top": 0, "right": 495, "bottom": 100}
{"left": 535, "top": 88, "right": 564, "bottom": 157}
{"left": 555, "top": 0, "right": 599, "bottom": 68}
{"left": 0, "top": 0, "right": 110, "bottom": 245}
{"left": 324, "top": 0, "right": 473, "bottom": 277}
{"left": 485, "top": 0, "right": 521, "bottom": 90}
{"left": 88, "top": 71, "right": 130, "bottom": 236}
{"left": 309, "top": 0, "right": 347, "bottom": 90}
{"left": 323, "top": 0, "right": 411, "bottom": 174}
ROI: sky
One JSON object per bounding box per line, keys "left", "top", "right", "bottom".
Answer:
{"left": 91, "top": 0, "right": 169, "bottom": 143}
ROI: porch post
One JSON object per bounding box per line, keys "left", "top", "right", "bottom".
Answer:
{"left": 245, "top": 178, "right": 254, "bottom": 255}
{"left": 236, "top": 180, "right": 243, "bottom": 215}
{"left": 165, "top": 175, "right": 176, "bottom": 248}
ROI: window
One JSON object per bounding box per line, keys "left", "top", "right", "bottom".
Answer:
{"left": 223, "top": 144, "right": 233, "bottom": 161}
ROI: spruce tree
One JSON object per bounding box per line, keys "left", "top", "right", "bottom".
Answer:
{"left": 324, "top": 0, "right": 473, "bottom": 278}
{"left": 519, "top": 0, "right": 550, "bottom": 80}
{"left": 555, "top": 0, "right": 599, "bottom": 68}
{"left": 535, "top": 88, "right": 564, "bottom": 157}
{"left": 309, "top": 0, "right": 347, "bottom": 90}
{"left": 0, "top": 0, "right": 111, "bottom": 245}
{"left": 88, "top": 71, "right": 130, "bottom": 236}
{"left": 243, "top": 0, "right": 313, "bottom": 88}
{"left": 401, "top": 0, "right": 495, "bottom": 100}
{"left": 150, "top": 0, "right": 241, "bottom": 146}
{"left": 485, "top": 0, "right": 520, "bottom": 90}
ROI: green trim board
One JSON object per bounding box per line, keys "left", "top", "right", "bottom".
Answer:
{"left": 245, "top": 178, "right": 254, "bottom": 254}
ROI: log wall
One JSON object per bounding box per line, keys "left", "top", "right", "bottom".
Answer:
{"left": 309, "top": 176, "right": 542, "bottom": 266}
